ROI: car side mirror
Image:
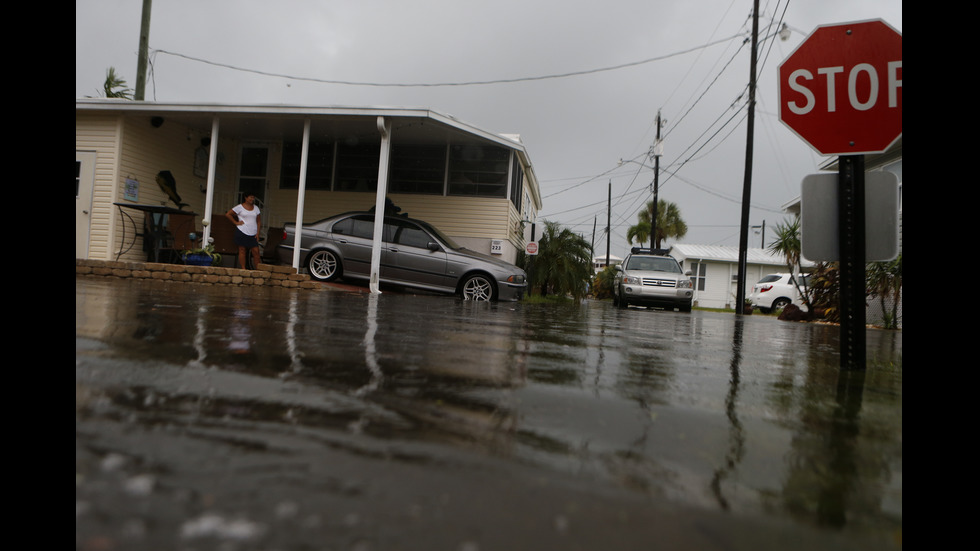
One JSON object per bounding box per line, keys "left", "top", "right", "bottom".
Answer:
{"left": 427, "top": 242, "right": 441, "bottom": 252}
{"left": 685, "top": 270, "right": 692, "bottom": 276}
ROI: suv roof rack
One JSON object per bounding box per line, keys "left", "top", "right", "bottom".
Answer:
{"left": 630, "top": 247, "right": 670, "bottom": 256}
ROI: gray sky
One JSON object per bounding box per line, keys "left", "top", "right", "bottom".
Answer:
{"left": 76, "top": 0, "right": 902, "bottom": 259}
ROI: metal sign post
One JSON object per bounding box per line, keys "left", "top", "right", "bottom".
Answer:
{"left": 837, "top": 156, "right": 866, "bottom": 370}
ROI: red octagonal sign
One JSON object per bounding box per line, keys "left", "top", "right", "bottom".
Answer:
{"left": 778, "top": 19, "right": 902, "bottom": 156}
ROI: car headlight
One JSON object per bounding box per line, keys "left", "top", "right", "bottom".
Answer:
{"left": 506, "top": 274, "right": 526, "bottom": 284}
{"left": 624, "top": 276, "right": 640, "bottom": 285}
{"left": 678, "top": 279, "right": 693, "bottom": 289}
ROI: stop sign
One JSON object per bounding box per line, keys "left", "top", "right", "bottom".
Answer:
{"left": 778, "top": 19, "right": 902, "bottom": 155}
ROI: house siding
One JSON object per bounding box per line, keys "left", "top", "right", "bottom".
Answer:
{"left": 76, "top": 114, "right": 122, "bottom": 261}
{"left": 672, "top": 245, "right": 789, "bottom": 309}
{"left": 77, "top": 105, "right": 537, "bottom": 266}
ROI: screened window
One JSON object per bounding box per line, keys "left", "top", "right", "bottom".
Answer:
{"left": 335, "top": 143, "right": 380, "bottom": 192}
{"left": 510, "top": 153, "right": 523, "bottom": 210}
{"left": 390, "top": 144, "right": 446, "bottom": 195}
{"left": 448, "top": 145, "right": 509, "bottom": 198}
{"left": 280, "top": 141, "right": 334, "bottom": 190}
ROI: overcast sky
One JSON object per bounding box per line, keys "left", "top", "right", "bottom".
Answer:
{"left": 76, "top": 0, "right": 902, "bottom": 258}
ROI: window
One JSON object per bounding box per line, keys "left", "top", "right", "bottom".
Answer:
{"left": 280, "top": 141, "right": 334, "bottom": 190}
{"left": 332, "top": 215, "right": 376, "bottom": 239}
{"left": 335, "top": 143, "right": 380, "bottom": 192}
{"left": 390, "top": 220, "right": 433, "bottom": 248}
{"left": 510, "top": 153, "right": 523, "bottom": 210}
{"left": 390, "top": 144, "right": 446, "bottom": 195}
{"left": 448, "top": 145, "right": 509, "bottom": 198}
{"left": 691, "top": 262, "right": 707, "bottom": 291}
{"left": 239, "top": 145, "right": 269, "bottom": 203}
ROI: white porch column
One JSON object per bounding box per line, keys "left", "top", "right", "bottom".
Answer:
{"left": 369, "top": 116, "right": 392, "bottom": 294}
{"left": 291, "top": 119, "right": 312, "bottom": 271}
{"left": 201, "top": 116, "right": 220, "bottom": 244}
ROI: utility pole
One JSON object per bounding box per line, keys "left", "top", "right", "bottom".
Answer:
{"left": 606, "top": 181, "right": 611, "bottom": 267}
{"left": 735, "top": 0, "right": 759, "bottom": 313}
{"left": 135, "top": 0, "right": 153, "bottom": 100}
{"left": 591, "top": 217, "right": 597, "bottom": 265}
{"left": 649, "top": 110, "right": 662, "bottom": 250}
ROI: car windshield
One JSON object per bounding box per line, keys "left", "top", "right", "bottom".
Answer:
{"left": 626, "top": 256, "right": 682, "bottom": 273}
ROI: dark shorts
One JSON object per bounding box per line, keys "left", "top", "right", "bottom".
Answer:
{"left": 234, "top": 230, "right": 260, "bottom": 249}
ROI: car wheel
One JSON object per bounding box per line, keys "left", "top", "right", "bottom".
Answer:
{"left": 461, "top": 274, "right": 496, "bottom": 301}
{"left": 617, "top": 287, "right": 628, "bottom": 308}
{"left": 679, "top": 302, "right": 692, "bottom": 313}
{"left": 307, "top": 249, "right": 341, "bottom": 282}
{"left": 772, "top": 297, "right": 791, "bottom": 311}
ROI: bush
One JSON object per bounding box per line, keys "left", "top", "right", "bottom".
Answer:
{"left": 591, "top": 265, "right": 618, "bottom": 299}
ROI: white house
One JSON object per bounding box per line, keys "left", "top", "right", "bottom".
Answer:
{"left": 668, "top": 244, "right": 802, "bottom": 309}
{"left": 592, "top": 254, "right": 623, "bottom": 273}
{"left": 76, "top": 100, "right": 542, "bottom": 273}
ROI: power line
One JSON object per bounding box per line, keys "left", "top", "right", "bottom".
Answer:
{"left": 150, "top": 34, "right": 746, "bottom": 88}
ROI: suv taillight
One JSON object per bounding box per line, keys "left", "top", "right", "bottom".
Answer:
{"left": 760, "top": 284, "right": 773, "bottom": 292}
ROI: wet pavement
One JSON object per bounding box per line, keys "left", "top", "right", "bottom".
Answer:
{"left": 76, "top": 276, "right": 902, "bottom": 551}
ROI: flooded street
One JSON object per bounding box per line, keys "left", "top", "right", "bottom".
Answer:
{"left": 76, "top": 277, "right": 902, "bottom": 551}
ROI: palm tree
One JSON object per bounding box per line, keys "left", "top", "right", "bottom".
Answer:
{"left": 532, "top": 220, "right": 593, "bottom": 299}
{"left": 102, "top": 67, "right": 133, "bottom": 99}
{"left": 866, "top": 253, "right": 902, "bottom": 329}
{"left": 626, "top": 221, "right": 651, "bottom": 248}
{"left": 626, "top": 200, "right": 688, "bottom": 249}
{"left": 767, "top": 217, "right": 811, "bottom": 308}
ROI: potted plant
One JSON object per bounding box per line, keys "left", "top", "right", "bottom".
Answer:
{"left": 182, "top": 236, "right": 222, "bottom": 266}
{"left": 743, "top": 299, "right": 754, "bottom": 314}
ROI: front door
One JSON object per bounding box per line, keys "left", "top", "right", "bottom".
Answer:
{"left": 385, "top": 218, "right": 451, "bottom": 290}
{"left": 76, "top": 151, "right": 96, "bottom": 258}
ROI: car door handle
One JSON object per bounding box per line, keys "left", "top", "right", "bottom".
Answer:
{"left": 388, "top": 247, "right": 399, "bottom": 253}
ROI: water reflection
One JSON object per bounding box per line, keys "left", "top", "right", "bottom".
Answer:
{"left": 76, "top": 278, "right": 902, "bottom": 547}
{"left": 710, "top": 317, "right": 746, "bottom": 511}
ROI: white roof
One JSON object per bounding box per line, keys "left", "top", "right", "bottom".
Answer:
{"left": 669, "top": 243, "right": 811, "bottom": 267}
{"left": 593, "top": 254, "right": 623, "bottom": 263}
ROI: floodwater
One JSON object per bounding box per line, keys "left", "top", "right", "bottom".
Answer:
{"left": 76, "top": 277, "right": 902, "bottom": 551}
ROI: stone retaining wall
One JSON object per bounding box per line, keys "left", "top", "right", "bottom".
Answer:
{"left": 75, "top": 259, "right": 324, "bottom": 290}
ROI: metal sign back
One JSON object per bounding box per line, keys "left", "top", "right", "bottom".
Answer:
{"left": 801, "top": 171, "right": 900, "bottom": 262}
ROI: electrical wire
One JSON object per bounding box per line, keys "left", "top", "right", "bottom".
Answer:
{"left": 150, "top": 33, "right": 746, "bottom": 89}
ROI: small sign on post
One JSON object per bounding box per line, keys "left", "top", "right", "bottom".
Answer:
{"left": 525, "top": 241, "right": 539, "bottom": 256}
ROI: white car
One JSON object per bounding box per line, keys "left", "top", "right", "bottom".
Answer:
{"left": 748, "top": 273, "right": 810, "bottom": 313}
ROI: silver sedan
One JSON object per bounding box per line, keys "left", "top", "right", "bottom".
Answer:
{"left": 277, "top": 212, "right": 527, "bottom": 301}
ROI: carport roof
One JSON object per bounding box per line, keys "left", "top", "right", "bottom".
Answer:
{"left": 76, "top": 99, "right": 522, "bottom": 148}
{"left": 77, "top": 99, "right": 541, "bottom": 205}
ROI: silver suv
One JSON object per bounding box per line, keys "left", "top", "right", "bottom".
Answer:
{"left": 613, "top": 249, "right": 694, "bottom": 312}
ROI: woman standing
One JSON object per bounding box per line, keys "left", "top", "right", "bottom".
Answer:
{"left": 225, "top": 194, "right": 262, "bottom": 269}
